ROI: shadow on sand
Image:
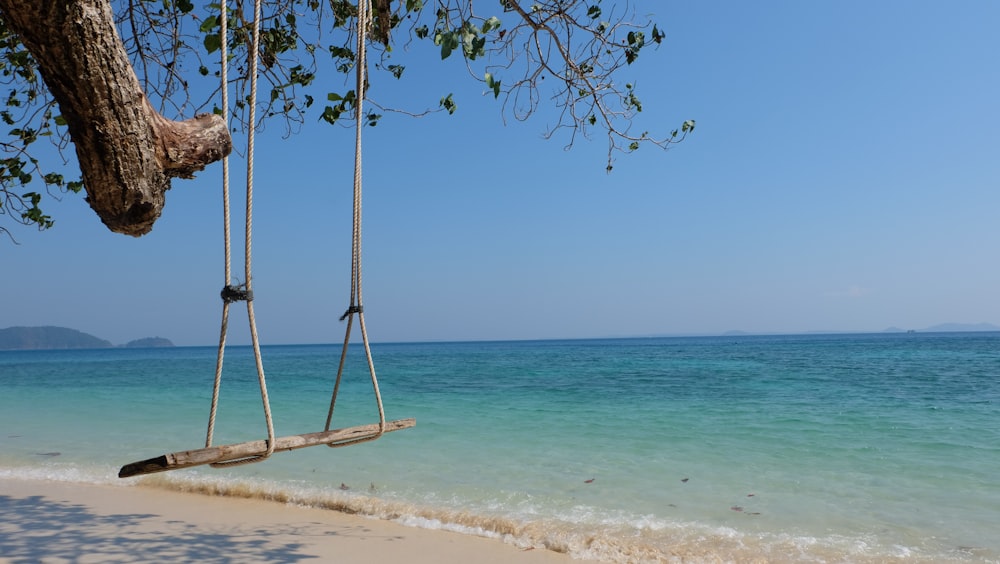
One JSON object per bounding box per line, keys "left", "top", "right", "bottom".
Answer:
{"left": 0, "top": 493, "right": 383, "bottom": 562}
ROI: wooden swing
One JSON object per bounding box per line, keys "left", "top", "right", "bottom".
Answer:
{"left": 119, "top": 0, "right": 413, "bottom": 479}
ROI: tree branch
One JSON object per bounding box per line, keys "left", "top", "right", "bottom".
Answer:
{"left": 0, "top": 0, "right": 231, "bottom": 236}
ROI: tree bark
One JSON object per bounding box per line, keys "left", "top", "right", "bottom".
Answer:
{"left": 0, "top": 0, "right": 232, "bottom": 236}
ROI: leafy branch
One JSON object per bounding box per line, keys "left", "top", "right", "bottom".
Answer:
{"left": 0, "top": 17, "right": 83, "bottom": 241}
{"left": 0, "top": 0, "right": 693, "bottom": 235}
{"left": 427, "top": 0, "right": 694, "bottom": 171}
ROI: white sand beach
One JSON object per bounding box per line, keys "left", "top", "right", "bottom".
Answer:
{"left": 0, "top": 478, "right": 589, "bottom": 563}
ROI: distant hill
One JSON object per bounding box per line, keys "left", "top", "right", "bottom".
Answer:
{"left": 921, "top": 322, "right": 1000, "bottom": 333}
{"left": 124, "top": 337, "right": 174, "bottom": 348}
{"left": 883, "top": 322, "right": 1000, "bottom": 333}
{"left": 0, "top": 326, "right": 175, "bottom": 350}
{"left": 719, "top": 323, "right": 1000, "bottom": 337}
{"left": 0, "top": 326, "right": 112, "bottom": 350}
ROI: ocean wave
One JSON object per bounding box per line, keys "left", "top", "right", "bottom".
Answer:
{"left": 127, "top": 472, "right": 988, "bottom": 564}
{"left": 0, "top": 460, "right": 121, "bottom": 486}
{"left": 1, "top": 462, "right": 993, "bottom": 563}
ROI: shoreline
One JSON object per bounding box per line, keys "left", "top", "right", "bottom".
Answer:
{"left": 0, "top": 478, "right": 589, "bottom": 563}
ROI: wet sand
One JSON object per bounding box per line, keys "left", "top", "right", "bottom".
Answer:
{"left": 0, "top": 478, "right": 587, "bottom": 563}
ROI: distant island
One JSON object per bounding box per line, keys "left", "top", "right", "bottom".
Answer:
{"left": 0, "top": 326, "right": 174, "bottom": 350}
{"left": 123, "top": 337, "right": 174, "bottom": 348}
{"left": 883, "top": 322, "right": 1000, "bottom": 333}
{"left": 720, "top": 323, "right": 1000, "bottom": 337}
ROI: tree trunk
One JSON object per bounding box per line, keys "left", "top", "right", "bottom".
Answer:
{"left": 0, "top": 0, "right": 232, "bottom": 236}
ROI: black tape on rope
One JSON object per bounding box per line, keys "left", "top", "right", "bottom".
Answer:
{"left": 340, "top": 305, "right": 363, "bottom": 321}
{"left": 221, "top": 284, "right": 253, "bottom": 303}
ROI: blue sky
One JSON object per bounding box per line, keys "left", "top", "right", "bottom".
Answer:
{"left": 5, "top": 1, "right": 999, "bottom": 346}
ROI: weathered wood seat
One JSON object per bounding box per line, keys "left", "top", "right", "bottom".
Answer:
{"left": 119, "top": 418, "right": 416, "bottom": 478}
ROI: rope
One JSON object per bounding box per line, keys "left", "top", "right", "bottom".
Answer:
{"left": 325, "top": 0, "right": 387, "bottom": 446}
{"left": 205, "top": 0, "right": 387, "bottom": 462}
{"left": 206, "top": 0, "right": 277, "bottom": 467}
{"left": 205, "top": 0, "right": 233, "bottom": 451}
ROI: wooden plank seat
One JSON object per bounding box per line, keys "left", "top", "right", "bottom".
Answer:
{"left": 119, "top": 418, "right": 416, "bottom": 478}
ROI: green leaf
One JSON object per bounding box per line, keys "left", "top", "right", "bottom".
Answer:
{"left": 440, "top": 93, "right": 456, "bottom": 114}
{"left": 203, "top": 33, "right": 221, "bottom": 54}
{"left": 482, "top": 16, "right": 501, "bottom": 33}
{"left": 176, "top": 0, "right": 194, "bottom": 13}
{"left": 652, "top": 24, "right": 665, "bottom": 44}
{"left": 485, "top": 72, "right": 501, "bottom": 98}
{"left": 199, "top": 15, "right": 218, "bottom": 33}
{"left": 436, "top": 30, "right": 460, "bottom": 59}
{"left": 329, "top": 46, "right": 354, "bottom": 59}
{"left": 321, "top": 106, "right": 342, "bottom": 125}
{"left": 468, "top": 36, "right": 486, "bottom": 60}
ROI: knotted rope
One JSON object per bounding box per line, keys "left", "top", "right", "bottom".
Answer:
{"left": 203, "top": 0, "right": 387, "bottom": 462}
{"left": 206, "top": 0, "right": 276, "bottom": 467}
{"left": 325, "top": 0, "right": 387, "bottom": 445}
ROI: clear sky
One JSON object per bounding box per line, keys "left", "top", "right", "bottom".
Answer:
{"left": 4, "top": 1, "right": 999, "bottom": 346}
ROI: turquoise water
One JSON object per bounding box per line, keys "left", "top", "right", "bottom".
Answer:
{"left": 2, "top": 333, "right": 999, "bottom": 562}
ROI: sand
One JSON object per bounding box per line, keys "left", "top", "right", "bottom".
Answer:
{"left": 0, "top": 478, "right": 589, "bottom": 563}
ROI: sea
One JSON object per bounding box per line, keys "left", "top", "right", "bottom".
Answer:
{"left": 1, "top": 333, "right": 998, "bottom": 563}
